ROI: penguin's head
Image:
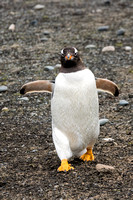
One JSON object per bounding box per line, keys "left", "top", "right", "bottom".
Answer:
{"left": 60, "top": 47, "right": 80, "bottom": 68}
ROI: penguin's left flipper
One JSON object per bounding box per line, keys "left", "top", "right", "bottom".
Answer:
{"left": 96, "top": 78, "right": 119, "bottom": 97}
{"left": 20, "top": 80, "right": 54, "bottom": 95}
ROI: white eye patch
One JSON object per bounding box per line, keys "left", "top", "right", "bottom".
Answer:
{"left": 61, "top": 49, "right": 64, "bottom": 54}
{"left": 73, "top": 47, "right": 78, "bottom": 54}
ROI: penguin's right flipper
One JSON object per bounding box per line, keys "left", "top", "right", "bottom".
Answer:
{"left": 20, "top": 80, "right": 54, "bottom": 95}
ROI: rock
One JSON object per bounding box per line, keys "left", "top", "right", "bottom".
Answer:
{"left": 99, "top": 119, "right": 109, "bottom": 126}
{"left": 104, "top": 0, "right": 111, "bottom": 6}
{"left": 117, "top": 28, "right": 125, "bottom": 36}
{"left": 19, "top": 97, "right": 29, "bottom": 101}
{"left": 11, "top": 67, "right": 22, "bottom": 74}
{"left": 96, "top": 9, "right": 102, "bottom": 13}
{"left": 97, "top": 26, "right": 109, "bottom": 31}
{"left": 44, "top": 66, "right": 54, "bottom": 71}
{"left": 96, "top": 164, "right": 115, "bottom": 172}
{"left": 124, "top": 46, "right": 132, "bottom": 51}
{"left": 34, "top": 4, "right": 45, "bottom": 10}
{"left": 55, "top": 64, "right": 61, "bottom": 68}
{"left": 102, "top": 138, "right": 114, "bottom": 142}
{"left": 9, "top": 24, "right": 15, "bottom": 31}
{"left": 85, "top": 45, "right": 96, "bottom": 49}
{"left": 129, "top": 94, "right": 133, "bottom": 98}
{"left": 102, "top": 46, "right": 115, "bottom": 52}
{"left": 43, "top": 31, "right": 50, "bottom": 36}
{"left": 11, "top": 43, "right": 20, "bottom": 49}
{"left": 31, "top": 149, "right": 38, "bottom": 152}
{"left": 40, "top": 37, "right": 48, "bottom": 42}
{"left": 0, "top": 86, "right": 8, "bottom": 92}
{"left": 119, "top": 100, "right": 129, "bottom": 106}
{"left": 2, "top": 107, "right": 9, "bottom": 112}
{"left": 30, "top": 20, "right": 38, "bottom": 26}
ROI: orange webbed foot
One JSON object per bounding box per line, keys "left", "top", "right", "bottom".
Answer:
{"left": 80, "top": 148, "right": 94, "bottom": 161}
{"left": 57, "top": 159, "right": 74, "bottom": 172}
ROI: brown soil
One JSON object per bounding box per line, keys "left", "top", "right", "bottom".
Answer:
{"left": 0, "top": 0, "right": 132, "bottom": 199}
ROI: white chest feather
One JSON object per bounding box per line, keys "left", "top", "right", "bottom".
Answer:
{"left": 51, "top": 69, "right": 99, "bottom": 155}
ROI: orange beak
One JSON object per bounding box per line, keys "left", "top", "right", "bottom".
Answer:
{"left": 65, "top": 53, "right": 73, "bottom": 60}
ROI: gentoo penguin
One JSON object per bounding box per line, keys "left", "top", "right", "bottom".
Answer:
{"left": 20, "top": 47, "right": 119, "bottom": 172}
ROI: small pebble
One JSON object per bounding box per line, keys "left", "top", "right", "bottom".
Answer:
{"left": 31, "top": 149, "right": 38, "bottom": 152}
{"left": 34, "top": 4, "right": 45, "bottom": 10}
{"left": 102, "top": 138, "right": 114, "bottom": 142}
{"left": 104, "top": 0, "right": 111, "bottom": 6}
{"left": 124, "top": 46, "right": 132, "bottom": 51}
{"left": 19, "top": 97, "right": 29, "bottom": 101}
{"left": 2, "top": 107, "right": 9, "bottom": 112}
{"left": 129, "top": 94, "right": 133, "bottom": 98}
{"left": 117, "top": 28, "right": 125, "bottom": 36}
{"left": 40, "top": 37, "right": 48, "bottom": 42}
{"left": 0, "top": 85, "right": 8, "bottom": 92}
{"left": 96, "top": 164, "right": 115, "bottom": 172}
{"left": 31, "top": 112, "right": 37, "bottom": 117}
{"left": 85, "top": 45, "right": 96, "bottom": 49}
{"left": 9, "top": 24, "right": 15, "bottom": 31}
{"left": 30, "top": 20, "right": 38, "bottom": 26}
{"left": 44, "top": 66, "right": 54, "bottom": 71}
{"left": 55, "top": 64, "right": 61, "bottom": 68}
{"left": 99, "top": 119, "right": 109, "bottom": 126}
{"left": 43, "top": 31, "right": 50, "bottom": 36}
{"left": 96, "top": 9, "right": 102, "bottom": 13}
{"left": 119, "top": 100, "right": 129, "bottom": 106}
{"left": 97, "top": 26, "right": 109, "bottom": 31}
{"left": 11, "top": 43, "right": 20, "bottom": 49}
{"left": 102, "top": 46, "right": 115, "bottom": 52}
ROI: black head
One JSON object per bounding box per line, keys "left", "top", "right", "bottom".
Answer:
{"left": 60, "top": 47, "right": 81, "bottom": 69}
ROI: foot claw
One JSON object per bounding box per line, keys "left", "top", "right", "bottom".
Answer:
{"left": 80, "top": 148, "right": 94, "bottom": 161}
{"left": 57, "top": 159, "right": 74, "bottom": 172}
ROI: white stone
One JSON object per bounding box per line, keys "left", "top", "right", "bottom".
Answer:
{"left": 119, "top": 100, "right": 129, "bottom": 106}
{"left": 124, "top": 46, "right": 132, "bottom": 51}
{"left": 96, "top": 164, "right": 115, "bottom": 172}
{"left": 102, "top": 46, "right": 115, "bottom": 52}
{"left": 2, "top": 107, "right": 9, "bottom": 112}
{"left": 0, "top": 85, "right": 8, "bottom": 92}
{"left": 55, "top": 64, "right": 61, "bottom": 68}
{"left": 44, "top": 66, "right": 54, "bottom": 71}
{"left": 9, "top": 24, "right": 15, "bottom": 31}
{"left": 102, "top": 138, "right": 114, "bottom": 142}
{"left": 34, "top": 4, "right": 45, "bottom": 10}
{"left": 19, "top": 97, "right": 29, "bottom": 101}
{"left": 99, "top": 118, "right": 109, "bottom": 126}
{"left": 85, "top": 44, "right": 96, "bottom": 49}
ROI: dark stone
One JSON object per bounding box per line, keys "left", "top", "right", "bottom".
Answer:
{"left": 104, "top": 0, "right": 111, "bottom": 6}
{"left": 40, "top": 37, "right": 48, "bottom": 42}
{"left": 30, "top": 20, "right": 38, "bottom": 26}
{"left": 117, "top": 29, "right": 125, "bottom": 36}
{"left": 98, "top": 26, "right": 109, "bottom": 31}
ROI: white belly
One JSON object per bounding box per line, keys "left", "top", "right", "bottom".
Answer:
{"left": 51, "top": 69, "right": 99, "bottom": 156}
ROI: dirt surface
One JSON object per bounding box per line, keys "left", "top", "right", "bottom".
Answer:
{"left": 0, "top": 0, "right": 133, "bottom": 199}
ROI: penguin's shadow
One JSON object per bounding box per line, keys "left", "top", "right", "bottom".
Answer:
{"left": 71, "top": 157, "right": 97, "bottom": 169}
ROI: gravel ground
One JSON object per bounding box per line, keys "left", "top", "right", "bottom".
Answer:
{"left": 0, "top": 0, "right": 132, "bottom": 199}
